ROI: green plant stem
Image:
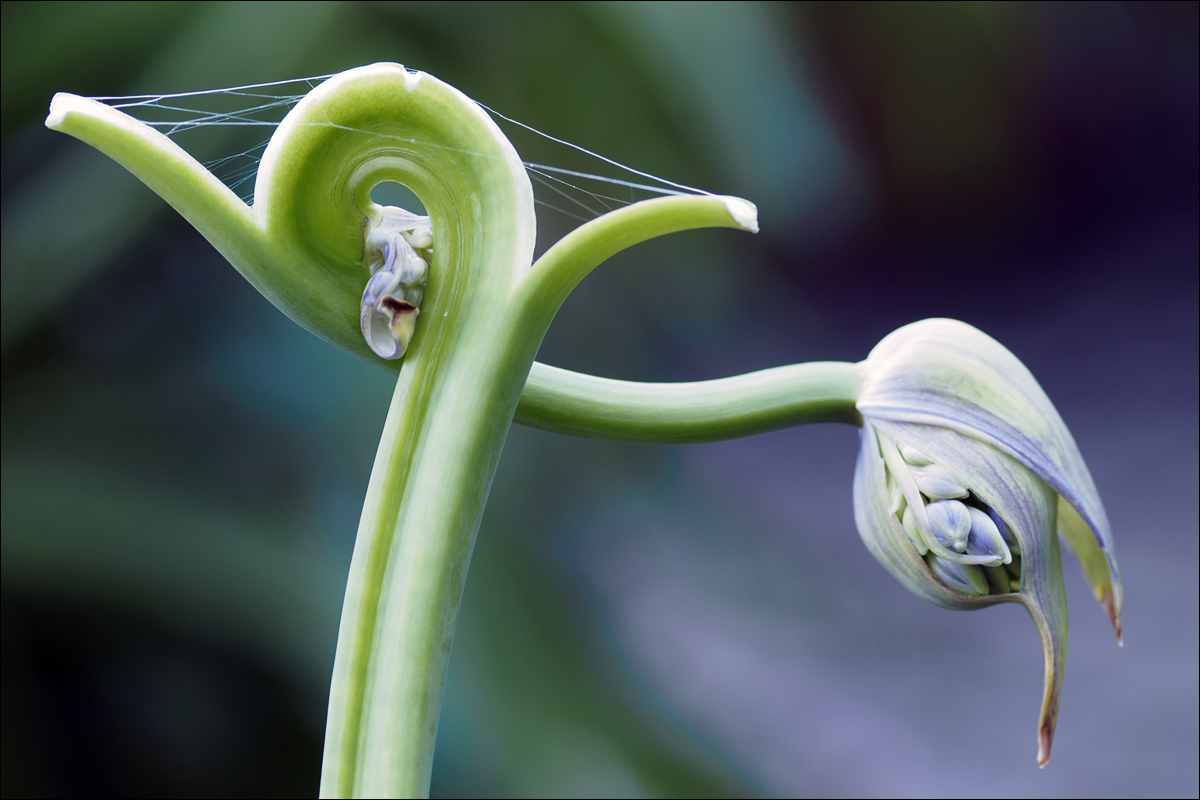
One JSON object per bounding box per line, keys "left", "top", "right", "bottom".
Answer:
{"left": 322, "top": 314, "right": 530, "bottom": 797}
{"left": 514, "top": 194, "right": 758, "bottom": 331}
{"left": 47, "top": 68, "right": 853, "bottom": 798}
{"left": 323, "top": 192, "right": 761, "bottom": 797}
{"left": 516, "top": 360, "right": 863, "bottom": 443}
{"left": 323, "top": 350, "right": 863, "bottom": 795}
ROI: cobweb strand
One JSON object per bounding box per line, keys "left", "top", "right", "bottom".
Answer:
{"left": 83, "top": 74, "right": 712, "bottom": 222}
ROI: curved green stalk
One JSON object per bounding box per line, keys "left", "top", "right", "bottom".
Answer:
{"left": 516, "top": 361, "right": 863, "bottom": 443}
{"left": 515, "top": 193, "right": 757, "bottom": 329}
{"left": 46, "top": 64, "right": 768, "bottom": 797}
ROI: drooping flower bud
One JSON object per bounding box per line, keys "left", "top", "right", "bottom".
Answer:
{"left": 852, "top": 318, "right": 1122, "bottom": 767}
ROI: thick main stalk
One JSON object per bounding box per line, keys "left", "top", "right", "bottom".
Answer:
{"left": 321, "top": 194, "right": 775, "bottom": 797}
{"left": 321, "top": 318, "right": 530, "bottom": 798}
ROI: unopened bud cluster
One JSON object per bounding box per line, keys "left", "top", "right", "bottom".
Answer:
{"left": 360, "top": 206, "right": 432, "bottom": 359}
{"left": 881, "top": 433, "right": 1021, "bottom": 595}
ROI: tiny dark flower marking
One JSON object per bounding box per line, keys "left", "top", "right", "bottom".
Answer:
{"left": 360, "top": 206, "right": 431, "bottom": 359}
{"left": 381, "top": 297, "right": 418, "bottom": 320}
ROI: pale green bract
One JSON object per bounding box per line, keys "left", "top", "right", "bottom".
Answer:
{"left": 45, "top": 64, "right": 1119, "bottom": 794}
{"left": 854, "top": 318, "right": 1123, "bottom": 767}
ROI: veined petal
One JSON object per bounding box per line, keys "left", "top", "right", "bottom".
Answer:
{"left": 872, "top": 419, "right": 1067, "bottom": 767}
{"left": 858, "top": 318, "right": 1121, "bottom": 636}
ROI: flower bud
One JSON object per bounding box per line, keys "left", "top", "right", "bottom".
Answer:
{"left": 852, "top": 318, "right": 1122, "bottom": 766}
{"left": 910, "top": 464, "right": 970, "bottom": 500}
{"left": 925, "top": 499, "right": 972, "bottom": 553}
{"left": 967, "top": 506, "right": 1011, "bottom": 564}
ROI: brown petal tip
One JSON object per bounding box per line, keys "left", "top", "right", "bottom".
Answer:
{"left": 1037, "top": 717, "right": 1054, "bottom": 768}
{"left": 1100, "top": 588, "right": 1124, "bottom": 646}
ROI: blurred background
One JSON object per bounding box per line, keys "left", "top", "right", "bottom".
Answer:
{"left": 2, "top": 1, "right": 1196, "bottom": 797}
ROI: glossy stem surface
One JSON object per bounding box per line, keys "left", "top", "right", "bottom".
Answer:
{"left": 323, "top": 196, "right": 758, "bottom": 797}
{"left": 517, "top": 360, "right": 863, "bottom": 443}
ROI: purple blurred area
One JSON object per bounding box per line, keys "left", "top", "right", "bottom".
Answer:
{"left": 527, "top": 3, "right": 1199, "bottom": 796}
{"left": 2, "top": 2, "right": 1196, "bottom": 797}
